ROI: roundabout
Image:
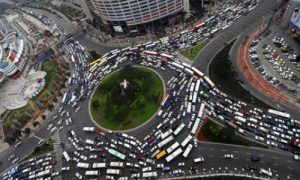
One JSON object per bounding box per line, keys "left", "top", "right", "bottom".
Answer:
{"left": 90, "top": 66, "right": 165, "bottom": 131}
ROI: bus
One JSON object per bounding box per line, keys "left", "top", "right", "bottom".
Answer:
{"left": 191, "top": 118, "right": 201, "bottom": 135}
{"left": 181, "top": 135, "right": 193, "bottom": 147}
{"left": 155, "top": 150, "right": 167, "bottom": 160}
{"left": 92, "top": 162, "right": 106, "bottom": 169}
{"left": 157, "top": 135, "right": 174, "bottom": 148}
{"left": 198, "top": 103, "right": 206, "bottom": 118}
{"left": 191, "top": 67, "right": 204, "bottom": 77}
{"left": 173, "top": 123, "right": 185, "bottom": 136}
{"left": 83, "top": 127, "right": 95, "bottom": 132}
{"left": 203, "top": 76, "right": 215, "bottom": 89}
{"left": 77, "top": 162, "right": 90, "bottom": 168}
{"left": 109, "top": 162, "right": 124, "bottom": 168}
{"left": 183, "top": 144, "right": 193, "bottom": 158}
{"left": 165, "top": 148, "right": 183, "bottom": 162}
{"left": 160, "top": 129, "right": 173, "bottom": 139}
{"left": 85, "top": 170, "right": 99, "bottom": 176}
{"left": 160, "top": 53, "right": 173, "bottom": 61}
{"left": 62, "top": 151, "right": 71, "bottom": 162}
{"left": 267, "top": 109, "right": 290, "bottom": 119}
{"left": 142, "top": 172, "right": 157, "bottom": 178}
{"left": 166, "top": 142, "right": 180, "bottom": 154}
{"left": 107, "top": 148, "right": 126, "bottom": 160}
{"left": 106, "top": 169, "right": 121, "bottom": 175}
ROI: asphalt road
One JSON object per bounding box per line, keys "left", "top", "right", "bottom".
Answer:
{"left": 192, "top": 0, "right": 280, "bottom": 75}
{"left": 0, "top": 0, "right": 299, "bottom": 179}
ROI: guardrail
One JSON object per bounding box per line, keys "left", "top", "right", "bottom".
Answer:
{"left": 159, "top": 172, "right": 274, "bottom": 180}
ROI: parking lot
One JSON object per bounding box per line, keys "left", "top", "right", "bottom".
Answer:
{"left": 247, "top": 25, "right": 300, "bottom": 104}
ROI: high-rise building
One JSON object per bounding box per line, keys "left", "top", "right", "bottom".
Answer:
{"left": 90, "top": 0, "right": 190, "bottom": 33}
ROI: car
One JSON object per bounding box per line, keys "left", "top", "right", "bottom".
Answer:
{"left": 251, "top": 156, "right": 260, "bottom": 162}
{"left": 294, "top": 154, "right": 300, "bottom": 161}
{"left": 178, "top": 162, "right": 185, "bottom": 167}
{"left": 12, "top": 158, "right": 19, "bottom": 164}
{"left": 75, "top": 172, "right": 83, "bottom": 179}
{"left": 224, "top": 154, "right": 234, "bottom": 159}
{"left": 14, "top": 141, "right": 22, "bottom": 148}
{"left": 8, "top": 154, "right": 15, "bottom": 161}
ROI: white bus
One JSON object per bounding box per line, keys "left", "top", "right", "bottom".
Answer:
{"left": 109, "top": 162, "right": 124, "bottom": 168}
{"left": 83, "top": 127, "right": 95, "bottom": 132}
{"left": 181, "top": 135, "right": 193, "bottom": 147}
{"left": 160, "top": 129, "right": 173, "bottom": 139}
{"left": 165, "top": 148, "right": 183, "bottom": 162}
{"left": 157, "top": 135, "right": 174, "bottom": 148}
{"left": 234, "top": 116, "right": 246, "bottom": 123}
{"left": 142, "top": 171, "right": 157, "bottom": 178}
{"left": 267, "top": 109, "right": 290, "bottom": 119}
{"left": 106, "top": 169, "right": 121, "bottom": 175}
{"left": 92, "top": 162, "right": 106, "bottom": 169}
{"left": 198, "top": 103, "right": 206, "bottom": 118}
{"left": 173, "top": 123, "right": 185, "bottom": 136}
{"left": 62, "top": 151, "right": 71, "bottom": 162}
{"left": 77, "top": 162, "right": 90, "bottom": 168}
{"left": 191, "top": 118, "right": 201, "bottom": 135}
{"left": 183, "top": 144, "right": 193, "bottom": 158}
{"left": 85, "top": 170, "right": 99, "bottom": 176}
{"left": 166, "top": 142, "right": 180, "bottom": 154}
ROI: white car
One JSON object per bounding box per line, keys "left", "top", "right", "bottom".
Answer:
{"left": 61, "top": 167, "right": 70, "bottom": 171}
{"left": 75, "top": 172, "right": 83, "bottom": 179}
{"left": 224, "top": 154, "right": 234, "bottom": 159}
{"left": 178, "top": 162, "right": 185, "bottom": 167}
{"left": 294, "top": 154, "right": 300, "bottom": 161}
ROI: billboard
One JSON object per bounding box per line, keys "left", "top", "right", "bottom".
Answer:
{"left": 290, "top": 8, "right": 300, "bottom": 29}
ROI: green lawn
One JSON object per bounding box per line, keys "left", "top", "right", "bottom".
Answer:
{"left": 181, "top": 44, "right": 205, "bottom": 61}
{"left": 23, "top": 139, "right": 54, "bottom": 161}
{"left": 53, "top": 5, "right": 85, "bottom": 19}
{"left": 34, "top": 59, "right": 61, "bottom": 104}
{"left": 201, "top": 120, "right": 267, "bottom": 148}
{"left": 3, "top": 106, "right": 34, "bottom": 135}
{"left": 91, "top": 66, "right": 164, "bottom": 131}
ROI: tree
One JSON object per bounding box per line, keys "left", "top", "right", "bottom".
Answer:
{"left": 48, "top": 104, "right": 54, "bottom": 110}
{"left": 92, "top": 100, "right": 100, "bottom": 109}
{"left": 33, "top": 121, "right": 40, "bottom": 127}
{"left": 12, "top": 130, "right": 22, "bottom": 140}
{"left": 43, "top": 30, "right": 52, "bottom": 37}
{"left": 218, "top": 127, "right": 234, "bottom": 140}
{"left": 41, "top": 115, "right": 46, "bottom": 120}
{"left": 24, "top": 128, "right": 31, "bottom": 135}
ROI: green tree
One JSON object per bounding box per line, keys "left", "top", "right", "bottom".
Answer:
{"left": 218, "top": 127, "right": 234, "bottom": 140}
{"left": 92, "top": 100, "right": 100, "bottom": 109}
{"left": 33, "top": 121, "right": 40, "bottom": 127}
{"left": 24, "top": 127, "right": 31, "bottom": 135}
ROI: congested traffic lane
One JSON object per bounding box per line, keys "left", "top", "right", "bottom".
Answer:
{"left": 193, "top": 0, "right": 279, "bottom": 75}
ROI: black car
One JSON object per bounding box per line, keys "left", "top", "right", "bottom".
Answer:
{"left": 251, "top": 156, "right": 260, "bottom": 162}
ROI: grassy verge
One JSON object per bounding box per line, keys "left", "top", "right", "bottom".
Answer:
{"left": 201, "top": 120, "right": 267, "bottom": 148}
{"left": 181, "top": 44, "right": 205, "bottom": 61}
{"left": 23, "top": 139, "right": 54, "bottom": 161}
{"left": 53, "top": 5, "right": 85, "bottom": 19}
{"left": 91, "top": 66, "right": 164, "bottom": 130}
{"left": 3, "top": 106, "right": 34, "bottom": 136}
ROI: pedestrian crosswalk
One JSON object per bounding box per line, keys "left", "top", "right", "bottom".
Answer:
{"left": 52, "top": 132, "right": 63, "bottom": 180}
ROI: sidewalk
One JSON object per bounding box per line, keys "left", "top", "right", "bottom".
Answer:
{"left": 237, "top": 25, "right": 300, "bottom": 111}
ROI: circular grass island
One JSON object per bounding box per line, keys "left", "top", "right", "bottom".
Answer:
{"left": 90, "top": 66, "right": 165, "bottom": 131}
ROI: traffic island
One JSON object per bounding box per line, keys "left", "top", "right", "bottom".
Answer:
{"left": 90, "top": 66, "right": 165, "bottom": 131}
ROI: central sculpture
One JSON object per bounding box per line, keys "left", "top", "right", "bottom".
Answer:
{"left": 120, "top": 79, "right": 130, "bottom": 96}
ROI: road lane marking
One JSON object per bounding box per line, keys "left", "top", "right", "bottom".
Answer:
{"left": 209, "top": 155, "right": 214, "bottom": 158}
{"left": 246, "top": 152, "right": 251, "bottom": 155}
{"left": 209, "top": 148, "right": 214, "bottom": 151}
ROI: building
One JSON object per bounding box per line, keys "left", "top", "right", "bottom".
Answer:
{"left": 90, "top": 0, "right": 190, "bottom": 34}
{"left": 282, "top": 0, "right": 300, "bottom": 31}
